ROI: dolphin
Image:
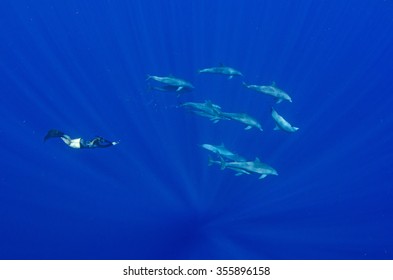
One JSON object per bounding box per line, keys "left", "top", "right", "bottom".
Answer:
{"left": 147, "top": 75, "right": 194, "bottom": 92}
{"left": 243, "top": 81, "right": 292, "bottom": 103}
{"left": 148, "top": 84, "right": 192, "bottom": 97}
{"left": 179, "top": 100, "right": 228, "bottom": 123}
{"left": 271, "top": 107, "right": 299, "bottom": 132}
{"left": 209, "top": 156, "right": 278, "bottom": 179}
{"left": 201, "top": 143, "right": 246, "bottom": 162}
{"left": 221, "top": 112, "right": 263, "bottom": 131}
{"left": 198, "top": 64, "right": 243, "bottom": 79}
{"left": 148, "top": 84, "right": 193, "bottom": 93}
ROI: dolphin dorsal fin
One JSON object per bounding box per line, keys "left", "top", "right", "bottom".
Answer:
{"left": 219, "top": 62, "right": 224, "bottom": 67}
{"left": 255, "top": 157, "right": 261, "bottom": 162}
{"left": 272, "top": 81, "right": 276, "bottom": 86}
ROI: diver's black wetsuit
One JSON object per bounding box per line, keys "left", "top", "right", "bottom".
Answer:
{"left": 80, "top": 137, "right": 116, "bottom": 148}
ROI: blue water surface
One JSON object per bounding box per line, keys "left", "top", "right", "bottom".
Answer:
{"left": 1, "top": 0, "right": 393, "bottom": 259}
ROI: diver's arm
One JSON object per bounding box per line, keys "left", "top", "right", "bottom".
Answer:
{"left": 96, "top": 138, "right": 119, "bottom": 148}
{"left": 83, "top": 137, "right": 119, "bottom": 148}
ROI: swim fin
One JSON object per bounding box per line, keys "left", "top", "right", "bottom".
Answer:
{"left": 44, "top": 129, "right": 65, "bottom": 141}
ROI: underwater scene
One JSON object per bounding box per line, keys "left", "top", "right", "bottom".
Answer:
{"left": 1, "top": 0, "right": 393, "bottom": 259}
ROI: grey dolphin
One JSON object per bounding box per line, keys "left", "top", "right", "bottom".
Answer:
{"left": 209, "top": 156, "right": 278, "bottom": 179}
{"left": 179, "top": 100, "right": 228, "bottom": 123}
{"left": 243, "top": 81, "right": 292, "bottom": 103}
{"left": 201, "top": 143, "right": 246, "bottom": 162}
{"left": 147, "top": 75, "right": 194, "bottom": 92}
{"left": 221, "top": 112, "right": 263, "bottom": 131}
{"left": 271, "top": 107, "right": 299, "bottom": 132}
{"left": 148, "top": 84, "right": 192, "bottom": 94}
{"left": 198, "top": 65, "right": 243, "bottom": 79}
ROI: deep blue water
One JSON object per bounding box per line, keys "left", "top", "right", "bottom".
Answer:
{"left": 1, "top": 0, "right": 393, "bottom": 259}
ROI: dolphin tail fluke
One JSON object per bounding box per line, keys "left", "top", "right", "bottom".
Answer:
{"left": 146, "top": 75, "right": 152, "bottom": 81}
{"left": 44, "top": 129, "right": 65, "bottom": 141}
{"left": 242, "top": 81, "right": 248, "bottom": 87}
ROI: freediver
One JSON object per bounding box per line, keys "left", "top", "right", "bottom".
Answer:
{"left": 44, "top": 129, "right": 119, "bottom": 149}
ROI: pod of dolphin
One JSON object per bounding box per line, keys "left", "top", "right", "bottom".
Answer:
{"left": 147, "top": 65, "right": 299, "bottom": 180}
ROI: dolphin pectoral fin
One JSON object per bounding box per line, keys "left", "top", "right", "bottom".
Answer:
{"left": 259, "top": 174, "right": 267, "bottom": 179}
{"left": 176, "top": 86, "right": 184, "bottom": 92}
{"left": 274, "top": 125, "right": 281, "bottom": 131}
{"left": 211, "top": 118, "right": 220, "bottom": 123}
{"left": 228, "top": 75, "right": 233, "bottom": 80}
{"left": 235, "top": 172, "right": 244, "bottom": 176}
{"left": 245, "top": 126, "right": 252, "bottom": 130}
{"left": 276, "top": 98, "right": 283, "bottom": 104}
